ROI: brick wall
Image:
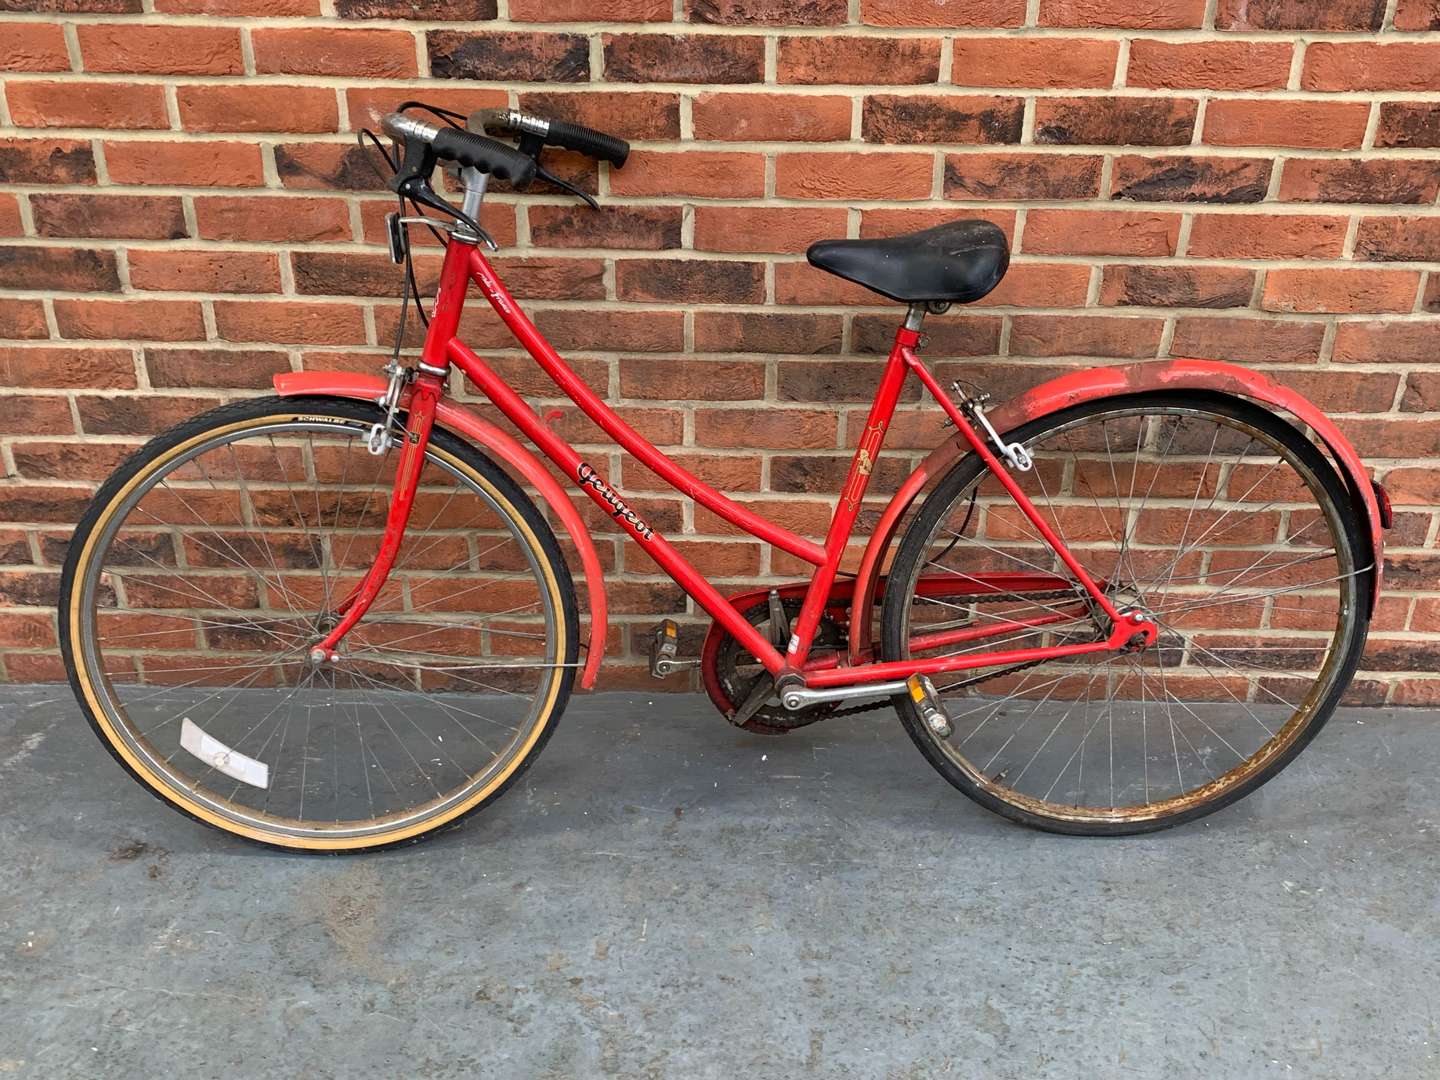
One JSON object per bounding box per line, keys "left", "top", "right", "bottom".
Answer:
{"left": 0, "top": 0, "right": 1437, "bottom": 699}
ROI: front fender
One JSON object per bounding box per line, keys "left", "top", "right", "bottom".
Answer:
{"left": 849, "top": 359, "right": 1386, "bottom": 664}
{"left": 273, "top": 372, "right": 608, "bottom": 690}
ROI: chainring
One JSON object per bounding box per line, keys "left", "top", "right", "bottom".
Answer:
{"left": 712, "top": 598, "right": 847, "bottom": 735}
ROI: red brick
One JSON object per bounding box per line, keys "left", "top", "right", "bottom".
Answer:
{"left": 31, "top": 194, "right": 186, "bottom": 240}
{"left": 1009, "top": 314, "right": 1164, "bottom": 358}
{"left": 518, "top": 91, "right": 681, "bottom": 140}
{"left": 860, "top": 207, "right": 1015, "bottom": 241}
{"left": 252, "top": 27, "right": 418, "bottom": 78}
{"left": 0, "top": 23, "right": 70, "bottom": 72}
{"left": 0, "top": 300, "right": 49, "bottom": 340}
{"left": 1111, "top": 155, "right": 1271, "bottom": 203}
{"left": 536, "top": 309, "right": 684, "bottom": 352}
{"left": 360, "top": 198, "right": 514, "bottom": 249}
{"left": 1383, "top": 466, "right": 1440, "bottom": 505}
{"left": 952, "top": 37, "right": 1117, "bottom": 89}
{"left": 1278, "top": 159, "right": 1440, "bottom": 205}
{"left": 1354, "top": 217, "right": 1440, "bottom": 263}
{"left": 608, "top": 150, "right": 765, "bottom": 198}
{"left": 129, "top": 250, "right": 282, "bottom": 295}
{"left": 0, "top": 196, "right": 21, "bottom": 237}
{"left": 1037, "top": 97, "right": 1197, "bottom": 146}
{"left": 214, "top": 300, "right": 367, "bottom": 345}
{"left": 1040, "top": 0, "right": 1204, "bottom": 28}
{"left": 1262, "top": 269, "right": 1420, "bottom": 315}
{"left": 615, "top": 259, "right": 764, "bottom": 304}
{"left": 7, "top": 81, "right": 167, "bottom": 131}
{"left": 1216, "top": 0, "right": 1384, "bottom": 29}
{"left": 1394, "top": 0, "right": 1440, "bottom": 29}
{"left": 685, "top": 0, "right": 846, "bottom": 23}
{"left": 692, "top": 311, "right": 842, "bottom": 354}
{"left": 1204, "top": 99, "right": 1370, "bottom": 150}
{"left": 693, "top": 207, "right": 848, "bottom": 254}
{"left": 603, "top": 33, "right": 764, "bottom": 83}
{"left": 977, "top": 264, "right": 1091, "bottom": 308}
{"left": 0, "top": 246, "right": 121, "bottom": 292}
{"left": 104, "top": 141, "right": 265, "bottom": 188}
{"left": 1377, "top": 103, "right": 1440, "bottom": 149}
{"left": 862, "top": 95, "right": 1023, "bottom": 145}
{"left": 1303, "top": 43, "right": 1440, "bottom": 93}
{"left": 945, "top": 153, "right": 1103, "bottom": 200}
{"left": 1171, "top": 316, "right": 1325, "bottom": 364}
{"left": 0, "top": 613, "right": 56, "bottom": 650}
{"left": 693, "top": 93, "right": 852, "bottom": 142}
{"left": 0, "top": 400, "right": 74, "bottom": 437}
{"left": 694, "top": 408, "right": 836, "bottom": 449}
{"left": 54, "top": 299, "right": 205, "bottom": 341}
{"left": 1333, "top": 320, "right": 1440, "bottom": 365}
{"left": 0, "top": 347, "right": 136, "bottom": 389}
{"left": 179, "top": 85, "right": 339, "bottom": 134}
{"left": 619, "top": 357, "right": 765, "bottom": 400}
{"left": 1401, "top": 372, "right": 1440, "bottom": 412}
{"left": 1100, "top": 265, "right": 1256, "bottom": 308}
{"left": 194, "top": 196, "right": 352, "bottom": 243}
{"left": 1126, "top": 40, "right": 1292, "bottom": 91}
{"left": 429, "top": 30, "right": 589, "bottom": 82}
{"left": 1187, "top": 214, "right": 1348, "bottom": 260}
{"left": 1022, "top": 209, "right": 1180, "bottom": 257}
{"left": 776, "top": 152, "right": 933, "bottom": 200}
{"left": 77, "top": 24, "right": 242, "bottom": 75}
{"left": 777, "top": 36, "right": 941, "bottom": 85}
{"left": 493, "top": 257, "right": 607, "bottom": 301}
{"left": 0, "top": 139, "right": 96, "bottom": 185}
{"left": 774, "top": 261, "right": 887, "bottom": 306}
{"left": 862, "top": 0, "right": 1023, "bottom": 24}
{"left": 511, "top": 0, "right": 664, "bottom": 15}
{"left": 146, "top": 347, "right": 291, "bottom": 388}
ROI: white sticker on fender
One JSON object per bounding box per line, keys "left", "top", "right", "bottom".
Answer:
{"left": 180, "top": 717, "right": 270, "bottom": 790}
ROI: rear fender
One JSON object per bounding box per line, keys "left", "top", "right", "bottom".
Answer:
{"left": 849, "top": 359, "right": 1386, "bottom": 664}
{"left": 273, "top": 372, "right": 608, "bottom": 689}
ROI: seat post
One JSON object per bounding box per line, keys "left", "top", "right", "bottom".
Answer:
{"left": 903, "top": 302, "right": 927, "bottom": 333}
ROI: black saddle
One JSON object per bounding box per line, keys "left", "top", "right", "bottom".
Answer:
{"left": 807, "top": 219, "right": 1009, "bottom": 305}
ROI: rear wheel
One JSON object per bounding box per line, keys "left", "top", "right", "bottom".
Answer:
{"left": 60, "top": 395, "right": 579, "bottom": 852}
{"left": 882, "top": 391, "right": 1371, "bottom": 835}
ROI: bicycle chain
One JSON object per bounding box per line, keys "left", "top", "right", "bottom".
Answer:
{"left": 826, "top": 588, "right": 1091, "bottom": 719}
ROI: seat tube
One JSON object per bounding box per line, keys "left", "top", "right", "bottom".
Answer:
{"left": 786, "top": 315, "right": 920, "bottom": 666}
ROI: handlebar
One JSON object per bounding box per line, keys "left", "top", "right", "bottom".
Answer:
{"left": 472, "top": 109, "right": 630, "bottom": 169}
{"left": 381, "top": 112, "right": 537, "bottom": 188}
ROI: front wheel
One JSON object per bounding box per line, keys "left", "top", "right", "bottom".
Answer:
{"left": 60, "top": 395, "right": 579, "bottom": 852}
{"left": 882, "top": 391, "right": 1371, "bottom": 835}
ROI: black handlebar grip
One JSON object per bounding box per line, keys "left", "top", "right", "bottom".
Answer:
{"left": 431, "top": 127, "right": 537, "bottom": 189}
{"left": 546, "top": 118, "right": 630, "bottom": 168}
{"left": 474, "top": 109, "right": 629, "bottom": 169}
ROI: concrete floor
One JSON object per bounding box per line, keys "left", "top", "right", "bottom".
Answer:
{"left": 1, "top": 687, "right": 1437, "bottom": 1080}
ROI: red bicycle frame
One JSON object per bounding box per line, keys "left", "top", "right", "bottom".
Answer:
{"left": 313, "top": 238, "right": 1154, "bottom": 687}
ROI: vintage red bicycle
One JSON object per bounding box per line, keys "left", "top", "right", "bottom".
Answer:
{"left": 59, "top": 105, "right": 1389, "bottom": 851}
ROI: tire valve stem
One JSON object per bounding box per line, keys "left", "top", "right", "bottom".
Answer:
{"left": 907, "top": 674, "right": 953, "bottom": 739}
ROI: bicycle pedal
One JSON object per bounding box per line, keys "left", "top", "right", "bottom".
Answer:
{"left": 648, "top": 619, "right": 698, "bottom": 679}
{"left": 906, "top": 674, "right": 953, "bottom": 739}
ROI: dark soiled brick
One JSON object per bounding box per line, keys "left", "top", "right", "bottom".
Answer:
{"left": 529, "top": 205, "right": 682, "bottom": 250}
{"left": 862, "top": 95, "right": 1024, "bottom": 144}
{"left": 429, "top": 30, "right": 589, "bottom": 82}
{"left": 0, "top": 246, "right": 120, "bottom": 292}
{"left": 615, "top": 259, "right": 764, "bottom": 304}
{"left": 1376, "top": 103, "right": 1440, "bottom": 149}
{"left": 31, "top": 194, "right": 187, "bottom": 240}
{"left": 1035, "top": 97, "right": 1197, "bottom": 146}
{"left": 945, "top": 153, "right": 1103, "bottom": 200}
{"left": 0, "top": 139, "right": 96, "bottom": 184}
{"left": 1111, "top": 155, "right": 1271, "bottom": 203}
{"left": 338, "top": 0, "right": 495, "bottom": 16}
{"left": 686, "top": 0, "right": 847, "bottom": 23}
{"left": 1100, "top": 264, "right": 1255, "bottom": 308}
{"left": 603, "top": 33, "right": 764, "bottom": 83}
{"left": 274, "top": 143, "right": 388, "bottom": 191}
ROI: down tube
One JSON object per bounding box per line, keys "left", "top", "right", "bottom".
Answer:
{"left": 447, "top": 338, "right": 788, "bottom": 677}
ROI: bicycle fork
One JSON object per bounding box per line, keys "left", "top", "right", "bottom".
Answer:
{"left": 307, "top": 368, "right": 445, "bottom": 664}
